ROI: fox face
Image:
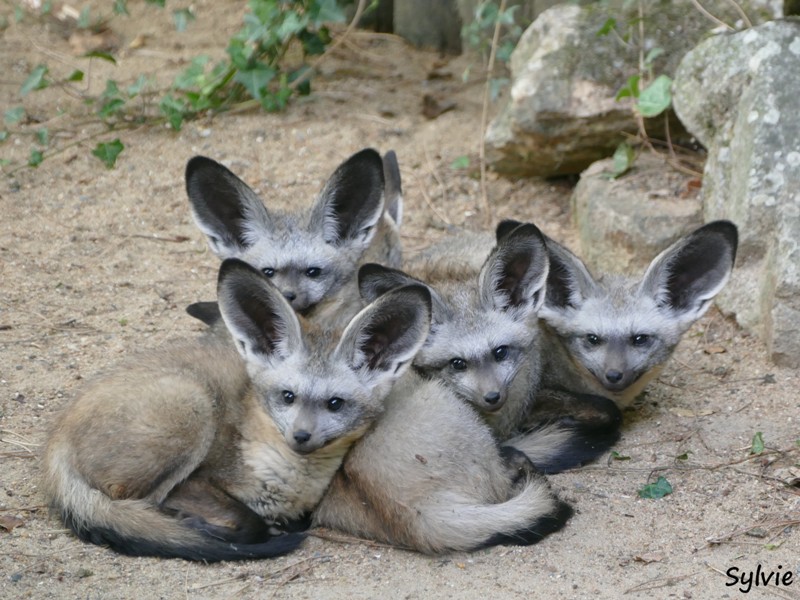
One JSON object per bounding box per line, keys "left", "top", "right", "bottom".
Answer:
{"left": 218, "top": 259, "right": 431, "bottom": 455}
{"left": 187, "top": 149, "right": 401, "bottom": 316}
{"left": 539, "top": 221, "right": 739, "bottom": 406}
{"left": 359, "top": 221, "right": 549, "bottom": 433}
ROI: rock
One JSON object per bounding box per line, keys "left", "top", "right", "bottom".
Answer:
{"left": 486, "top": 1, "right": 780, "bottom": 178}
{"left": 672, "top": 19, "right": 800, "bottom": 367}
{"left": 571, "top": 153, "right": 703, "bottom": 275}
{"left": 393, "top": 0, "right": 463, "bottom": 53}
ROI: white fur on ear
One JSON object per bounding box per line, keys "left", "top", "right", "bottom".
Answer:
{"left": 639, "top": 221, "right": 738, "bottom": 325}
{"left": 217, "top": 260, "right": 303, "bottom": 366}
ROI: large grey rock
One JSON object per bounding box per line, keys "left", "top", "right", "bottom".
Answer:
{"left": 672, "top": 19, "right": 800, "bottom": 367}
{"left": 486, "top": 1, "right": 780, "bottom": 177}
{"left": 572, "top": 153, "right": 703, "bottom": 274}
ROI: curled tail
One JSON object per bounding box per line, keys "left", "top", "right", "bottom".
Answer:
{"left": 505, "top": 392, "right": 623, "bottom": 474}
{"left": 416, "top": 472, "right": 571, "bottom": 554}
{"left": 45, "top": 450, "right": 304, "bottom": 562}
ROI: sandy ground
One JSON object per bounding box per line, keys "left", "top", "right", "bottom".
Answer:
{"left": 1, "top": 3, "right": 798, "bottom": 599}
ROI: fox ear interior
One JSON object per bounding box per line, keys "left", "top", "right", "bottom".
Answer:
{"left": 217, "top": 259, "right": 303, "bottom": 364}
{"left": 311, "top": 148, "right": 386, "bottom": 248}
{"left": 186, "top": 156, "right": 272, "bottom": 259}
{"left": 640, "top": 220, "right": 738, "bottom": 325}
{"left": 336, "top": 284, "right": 431, "bottom": 381}
{"left": 382, "top": 150, "right": 403, "bottom": 227}
{"left": 543, "top": 239, "right": 597, "bottom": 311}
{"left": 480, "top": 222, "right": 549, "bottom": 314}
{"left": 357, "top": 263, "right": 421, "bottom": 304}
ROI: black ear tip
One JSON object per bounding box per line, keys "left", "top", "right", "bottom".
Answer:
{"left": 395, "top": 283, "right": 433, "bottom": 313}
{"left": 349, "top": 148, "right": 383, "bottom": 169}
{"left": 496, "top": 219, "right": 525, "bottom": 241}
{"left": 358, "top": 263, "right": 392, "bottom": 286}
{"left": 706, "top": 220, "right": 738, "bottom": 246}
{"left": 185, "top": 155, "right": 216, "bottom": 178}
{"left": 218, "top": 258, "right": 258, "bottom": 285}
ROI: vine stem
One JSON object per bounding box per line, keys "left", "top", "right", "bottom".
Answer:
{"left": 478, "top": 0, "right": 507, "bottom": 227}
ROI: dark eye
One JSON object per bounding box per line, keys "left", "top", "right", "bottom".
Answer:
{"left": 493, "top": 346, "right": 509, "bottom": 361}
{"left": 262, "top": 267, "right": 275, "bottom": 278}
{"left": 586, "top": 334, "right": 602, "bottom": 346}
{"left": 450, "top": 358, "right": 467, "bottom": 371}
{"left": 326, "top": 397, "right": 344, "bottom": 412}
{"left": 305, "top": 267, "right": 322, "bottom": 278}
{"left": 631, "top": 334, "right": 650, "bottom": 346}
{"left": 282, "top": 390, "right": 295, "bottom": 404}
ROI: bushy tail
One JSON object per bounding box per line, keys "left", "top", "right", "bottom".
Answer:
{"left": 45, "top": 450, "right": 304, "bottom": 562}
{"left": 505, "top": 393, "right": 623, "bottom": 474}
{"left": 415, "top": 473, "right": 571, "bottom": 554}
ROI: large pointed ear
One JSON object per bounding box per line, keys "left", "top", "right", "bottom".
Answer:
{"left": 185, "top": 156, "right": 272, "bottom": 259}
{"left": 543, "top": 238, "right": 598, "bottom": 311}
{"left": 358, "top": 263, "right": 449, "bottom": 323}
{"left": 640, "top": 220, "right": 738, "bottom": 324}
{"left": 335, "top": 285, "right": 431, "bottom": 382}
{"left": 495, "top": 219, "right": 525, "bottom": 242}
{"left": 383, "top": 150, "right": 403, "bottom": 226}
{"left": 309, "top": 148, "right": 386, "bottom": 248}
{"left": 479, "top": 222, "right": 549, "bottom": 314}
{"left": 217, "top": 259, "right": 303, "bottom": 365}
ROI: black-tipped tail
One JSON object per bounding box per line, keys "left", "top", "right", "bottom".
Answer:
{"left": 481, "top": 500, "right": 574, "bottom": 549}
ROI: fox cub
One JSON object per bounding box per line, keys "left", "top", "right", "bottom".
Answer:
{"left": 539, "top": 221, "right": 738, "bottom": 408}
{"left": 186, "top": 148, "right": 403, "bottom": 329}
{"left": 42, "top": 259, "right": 430, "bottom": 561}
{"left": 357, "top": 221, "right": 622, "bottom": 474}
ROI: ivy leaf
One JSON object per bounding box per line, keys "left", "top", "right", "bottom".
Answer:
{"left": 750, "top": 431, "right": 765, "bottom": 455}
{"left": 172, "top": 8, "right": 195, "bottom": 32}
{"left": 20, "top": 65, "right": 49, "bottom": 96}
{"left": 145, "top": 0, "right": 165, "bottom": 7}
{"left": 91, "top": 139, "right": 124, "bottom": 169}
{"left": 234, "top": 64, "right": 276, "bottom": 103}
{"left": 608, "top": 142, "right": 635, "bottom": 179}
{"left": 450, "top": 155, "right": 470, "bottom": 170}
{"left": 637, "top": 74, "right": 672, "bottom": 118}
{"left": 159, "top": 94, "right": 188, "bottom": 130}
{"left": 28, "top": 149, "right": 44, "bottom": 167}
{"left": 597, "top": 17, "right": 617, "bottom": 37}
{"left": 4, "top": 106, "right": 25, "bottom": 125}
{"left": 36, "top": 128, "right": 48, "bottom": 146}
{"left": 616, "top": 74, "right": 640, "bottom": 101}
{"left": 610, "top": 450, "right": 631, "bottom": 461}
{"left": 83, "top": 51, "right": 117, "bottom": 64}
{"left": 127, "top": 74, "right": 148, "bottom": 97}
{"left": 638, "top": 476, "right": 673, "bottom": 499}
{"left": 68, "top": 69, "right": 85, "bottom": 82}
{"left": 113, "top": 0, "right": 129, "bottom": 16}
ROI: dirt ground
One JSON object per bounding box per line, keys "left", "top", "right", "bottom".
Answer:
{"left": 1, "top": 3, "right": 799, "bottom": 599}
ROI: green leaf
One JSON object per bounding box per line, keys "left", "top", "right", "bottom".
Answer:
{"left": 113, "top": 0, "right": 130, "bottom": 16}
{"left": 750, "top": 431, "right": 765, "bottom": 455}
{"left": 159, "top": 94, "right": 188, "bottom": 130}
{"left": 675, "top": 452, "right": 691, "bottom": 461}
{"left": 4, "top": 106, "right": 25, "bottom": 125}
{"left": 101, "top": 79, "right": 122, "bottom": 100}
{"left": 98, "top": 98, "right": 126, "bottom": 119}
{"left": 597, "top": 17, "right": 617, "bottom": 37}
{"left": 20, "top": 64, "right": 49, "bottom": 96}
{"left": 644, "top": 47, "right": 665, "bottom": 69}
{"left": 77, "top": 6, "right": 91, "bottom": 29}
{"left": 299, "top": 29, "right": 327, "bottom": 56}
{"left": 36, "top": 128, "right": 48, "bottom": 146}
{"left": 609, "top": 142, "right": 635, "bottom": 179}
{"left": 311, "top": 0, "right": 346, "bottom": 26}
{"left": 0, "top": 131, "right": 9, "bottom": 143}
{"left": 83, "top": 51, "right": 117, "bottom": 64}
{"left": 174, "top": 55, "right": 211, "bottom": 90}
{"left": 172, "top": 8, "right": 195, "bottom": 32}
{"left": 234, "top": 64, "right": 277, "bottom": 103}
{"left": 638, "top": 476, "right": 673, "bottom": 499}
{"left": 127, "top": 74, "right": 148, "bottom": 97}
{"left": 68, "top": 69, "right": 84, "bottom": 82}
{"left": 145, "top": 0, "right": 165, "bottom": 7}
{"left": 450, "top": 155, "right": 470, "bottom": 170}
{"left": 91, "top": 139, "right": 124, "bottom": 168}
{"left": 637, "top": 74, "right": 672, "bottom": 118}
{"left": 610, "top": 450, "right": 631, "bottom": 461}
{"left": 277, "top": 12, "right": 308, "bottom": 41}
{"left": 28, "top": 149, "right": 44, "bottom": 167}
{"left": 616, "top": 74, "right": 640, "bottom": 101}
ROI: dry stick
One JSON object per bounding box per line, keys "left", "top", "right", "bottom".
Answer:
{"left": 478, "top": 0, "right": 507, "bottom": 227}
{"left": 412, "top": 169, "right": 452, "bottom": 227}
{"left": 724, "top": 0, "right": 753, "bottom": 27}
{"left": 624, "top": 572, "right": 695, "bottom": 595}
{"left": 688, "top": 0, "right": 735, "bottom": 30}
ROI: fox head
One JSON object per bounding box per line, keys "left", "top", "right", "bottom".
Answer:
{"left": 187, "top": 149, "right": 401, "bottom": 316}
{"left": 539, "top": 221, "right": 738, "bottom": 406}
{"left": 359, "top": 221, "right": 549, "bottom": 421}
{"left": 217, "top": 259, "right": 430, "bottom": 455}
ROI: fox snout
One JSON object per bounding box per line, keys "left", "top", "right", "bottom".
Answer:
{"left": 480, "top": 390, "right": 505, "bottom": 412}
{"left": 594, "top": 367, "right": 637, "bottom": 392}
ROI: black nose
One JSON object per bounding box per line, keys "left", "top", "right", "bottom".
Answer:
{"left": 283, "top": 291, "right": 297, "bottom": 302}
{"left": 293, "top": 430, "right": 311, "bottom": 444}
{"left": 484, "top": 391, "right": 501, "bottom": 405}
{"left": 605, "top": 370, "right": 623, "bottom": 384}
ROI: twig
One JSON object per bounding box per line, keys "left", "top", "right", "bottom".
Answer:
{"left": 478, "top": 0, "right": 507, "bottom": 227}
{"left": 723, "top": 0, "right": 753, "bottom": 27}
{"left": 624, "top": 572, "right": 694, "bottom": 594}
{"left": 688, "top": 0, "right": 735, "bottom": 30}
{"left": 411, "top": 169, "right": 452, "bottom": 227}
